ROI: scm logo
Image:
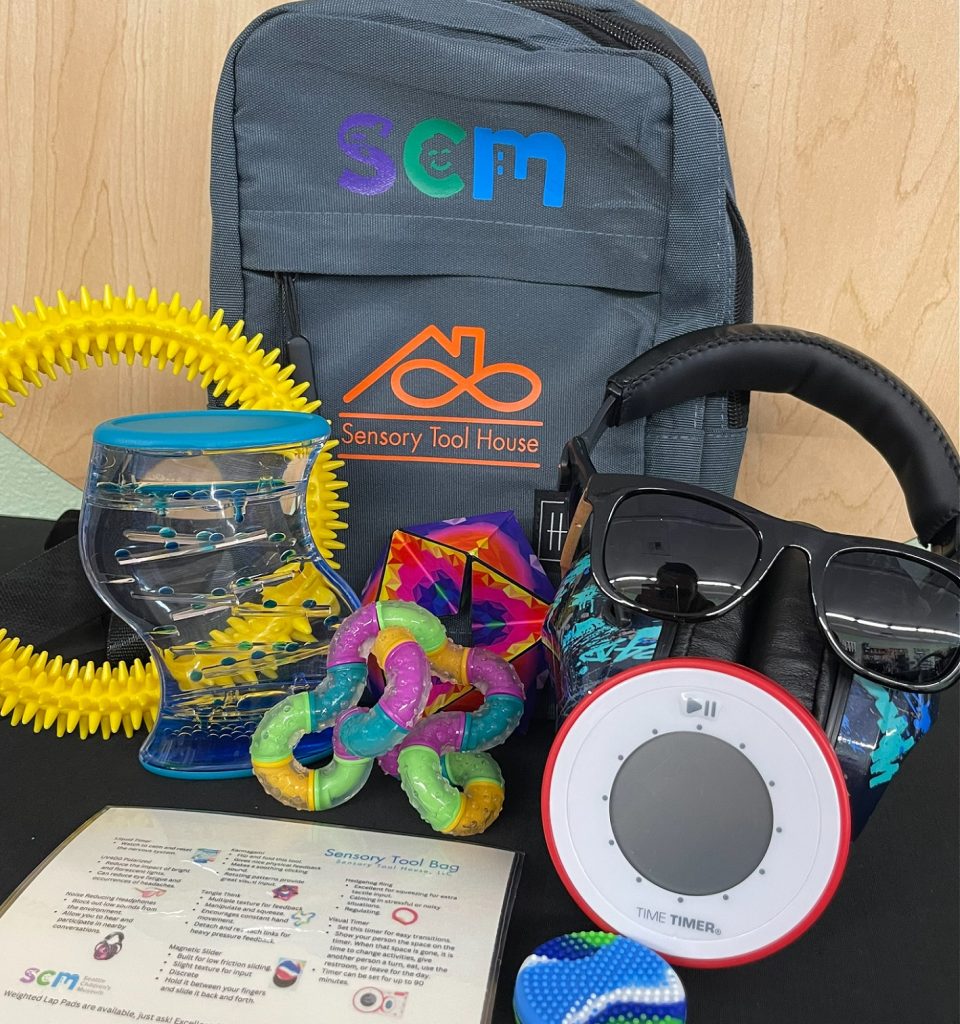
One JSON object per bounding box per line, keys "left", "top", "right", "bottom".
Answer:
{"left": 337, "top": 113, "right": 567, "bottom": 208}
{"left": 20, "top": 967, "right": 80, "bottom": 989}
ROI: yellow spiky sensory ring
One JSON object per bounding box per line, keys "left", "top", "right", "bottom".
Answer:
{"left": 0, "top": 285, "right": 348, "bottom": 741}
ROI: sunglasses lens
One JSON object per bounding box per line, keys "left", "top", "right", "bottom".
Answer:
{"left": 823, "top": 550, "right": 960, "bottom": 687}
{"left": 603, "top": 492, "right": 759, "bottom": 614}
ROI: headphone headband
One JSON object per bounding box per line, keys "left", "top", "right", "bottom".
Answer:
{"left": 596, "top": 324, "right": 959, "bottom": 552}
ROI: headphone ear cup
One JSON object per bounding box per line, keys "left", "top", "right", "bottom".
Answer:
{"left": 668, "top": 597, "right": 752, "bottom": 663}
{"left": 741, "top": 549, "right": 840, "bottom": 725}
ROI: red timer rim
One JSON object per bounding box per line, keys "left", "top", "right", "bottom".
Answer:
{"left": 541, "top": 657, "right": 852, "bottom": 969}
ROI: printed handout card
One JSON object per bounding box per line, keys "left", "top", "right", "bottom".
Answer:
{"left": 0, "top": 807, "right": 521, "bottom": 1024}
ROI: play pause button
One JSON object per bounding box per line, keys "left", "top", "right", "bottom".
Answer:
{"left": 681, "top": 693, "right": 719, "bottom": 719}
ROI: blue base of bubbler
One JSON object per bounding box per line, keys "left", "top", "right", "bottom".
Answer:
{"left": 139, "top": 726, "right": 333, "bottom": 780}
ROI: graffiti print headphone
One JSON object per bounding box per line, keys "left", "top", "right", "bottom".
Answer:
{"left": 543, "top": 324, "right": 960, "bottom": 967}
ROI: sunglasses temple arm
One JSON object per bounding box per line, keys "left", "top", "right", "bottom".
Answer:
{"left": 559, "top": 496, "right": 593, "bottom": 578}
{"left": 558, "top": 394, "right": 620, "bottom": 572}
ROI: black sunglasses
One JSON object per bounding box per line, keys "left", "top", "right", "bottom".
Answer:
{"left": 560, "top": 431, "right": 960, "bottom": 694}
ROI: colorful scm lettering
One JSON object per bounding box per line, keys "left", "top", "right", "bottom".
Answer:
{"left": 338, "top": 113, "right": 567, "bottom": 208}
{"left": 19, "top": 968, "right": 80, "bottom": 989}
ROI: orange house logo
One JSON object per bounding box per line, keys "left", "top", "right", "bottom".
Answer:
{"left": 343, "top": 325, "right": 541, "bottom": 413}
{"left": 339, "top": 325, "right": 543, "bottom": 469}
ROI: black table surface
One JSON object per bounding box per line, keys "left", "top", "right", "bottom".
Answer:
{"left": 0, "top": 516, "right": 957, "bottom": 1023}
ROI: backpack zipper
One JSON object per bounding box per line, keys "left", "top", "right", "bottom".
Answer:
{"left": 275, "top": 273, "right": 319, "bottom": 405}
{"left": 726, "top": 194, "right": 753, "bottom": 323}
{"left": 506, "top": 0, "right": 720, "bottom": 117}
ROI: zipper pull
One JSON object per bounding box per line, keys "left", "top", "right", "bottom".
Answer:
{"left": 276, "top": 273, "right": 318, "bottom": 404}
{"left": 285, "top": 335, "right": 317, "bottom": 403}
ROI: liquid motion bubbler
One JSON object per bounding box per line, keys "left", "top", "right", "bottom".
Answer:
{"left": 79, "top": 409, "right": 359, "bottom": 777}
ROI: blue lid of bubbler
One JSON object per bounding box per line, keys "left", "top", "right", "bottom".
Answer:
{"left": 93, "top": 409, "right": 330, "bottom": 452}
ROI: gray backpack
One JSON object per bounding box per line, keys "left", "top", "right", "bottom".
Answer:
{"left": 210, "top": 0, "right": 752, "bottom": 589}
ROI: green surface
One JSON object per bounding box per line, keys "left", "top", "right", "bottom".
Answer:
{"left": 313, "top": 754, "right": 372, "bottom": 810}
{"left": 443, "top": 750, "right": 503, "bottom": 787}
{"left": 398, "top": 745, "right": 462, "bottom": 830}
{"left": 0, "top": 436, "right": 81, "bottom": 518}
{"left": 377, "top": 601, "right": 447, "bottom": 653}
{"left": 250, "top": 691, "right": 312, "bottom": 763}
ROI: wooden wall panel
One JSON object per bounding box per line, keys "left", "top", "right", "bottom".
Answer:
{"left": 1, "top": 0, "right": 956, "bottom": 540}
{"left": 654, "top": 0, "right": 958, "bottom": 541}
{"left": 0, "top": 0, "right": 268, "bottom": 483}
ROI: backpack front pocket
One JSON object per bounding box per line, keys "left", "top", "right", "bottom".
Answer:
{"left": 241, "top": 256, "right": 660, "bottom": 588}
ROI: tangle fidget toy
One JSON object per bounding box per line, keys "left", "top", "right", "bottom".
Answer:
{"left": 250, "top": 602, "right": 440, "bottom": 812}
{"left": 251, "top": 600, "right": 524, "bottom": 835}
{"left": 0, "top": 286, "right": 348, "bottom": 740}
{"left": 379, "top": 642, "right": 525, "bottom": 836}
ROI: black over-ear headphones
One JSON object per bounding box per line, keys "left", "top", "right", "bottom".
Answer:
{"left": 543, "top": 323, "right": 959, "bottom": 967}
{"left": 581, "top": 323, "right": 959, "bottom": 553}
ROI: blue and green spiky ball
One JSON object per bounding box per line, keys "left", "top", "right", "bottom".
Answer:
{"left": 513, "top": 931, "right": 686, "bottom": 1024}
